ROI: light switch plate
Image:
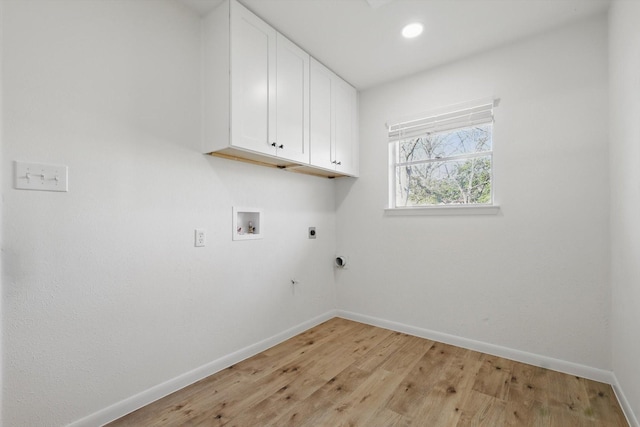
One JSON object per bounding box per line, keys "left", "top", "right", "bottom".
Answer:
{"left": 15, "top": 161, "right": 68, "bottom": 192}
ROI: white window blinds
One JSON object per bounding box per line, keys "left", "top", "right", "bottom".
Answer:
{"left": 388, "top": 99, "right": 498, "bottom": 140}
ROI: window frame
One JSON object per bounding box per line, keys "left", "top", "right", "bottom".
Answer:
{"left": 386, "top": 99, "right": 500, "bottom": 215}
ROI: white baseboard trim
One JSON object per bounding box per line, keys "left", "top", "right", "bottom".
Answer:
{"left": 69, "top": 309, "right": 638, "bottom": 427}
{"left": 68, "top": 310, "right": 337, "bottom": 427}
{"left": 611, "top": 373, "right": 640, "bottom": 427}
{"left": 337, "top": 310, "right": 614, "bottom": 384}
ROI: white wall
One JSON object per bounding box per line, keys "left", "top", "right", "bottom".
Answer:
{"left": 610, "top": 0, "right": 640, "bottom": 423}
{"left": 3, "top": 1, "right": 632, "bottom": 425}
{"left": 336, "top": 15, "right": 610, "bottom": 370}
{"left": 0, "top": 0, "right": 4, "bottom": 422}
{"left": 1, "top": 1, "right": 336, "bottom": 425}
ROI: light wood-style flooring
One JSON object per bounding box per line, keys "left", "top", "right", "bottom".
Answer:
{"left": 108, "top": 318, "right": 628, "bottom": 426}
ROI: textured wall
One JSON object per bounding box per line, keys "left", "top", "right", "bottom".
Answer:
{"left": 0, "top": 1, "right": 4, "bottom": 422}
{"left": 2, "top": 1, "right": 629, "bottom": 425}
{"left": 1, "top": 1, "right": 336, "bottom": 425}
{"left": 336, "top": 15, "right": 611, "bottom": 370}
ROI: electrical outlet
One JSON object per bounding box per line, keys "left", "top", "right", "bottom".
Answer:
{"left": 194, "top": 229, "right": 206, "bottom": 247}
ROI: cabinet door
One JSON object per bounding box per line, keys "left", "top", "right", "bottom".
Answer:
{"left": 275, "top": 33, "right": 309, "bottom": 163}
{"left": 334, "top": 78, "right": 358, "bottom": 176}
{"left": 230, "top": 1, "right": 276, "bottom": 155}
{"left": 309, "top": 58, "right": 334, "bottom": 170}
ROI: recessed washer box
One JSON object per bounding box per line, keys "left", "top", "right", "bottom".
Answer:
{"left": 232, "top": 207, "right": 263, "bottom": 241}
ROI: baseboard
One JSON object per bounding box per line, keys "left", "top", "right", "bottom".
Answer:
{"left": 68, "top": 309, "right": 638, "bottom": 427}
{"left": 68, "top": 310, "right": 337, "bottom": 427}
{"left": 611, "top": 373, "right": 640, "bottom": 427}
{"left": 337, "top": 310, "right": 614, "bottom": 384}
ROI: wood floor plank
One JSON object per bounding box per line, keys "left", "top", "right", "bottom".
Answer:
{"left": 545, "top": 370, "right": 592, "bottom": 424}
{"left": 457, "top": 392, "right": 507, "bottom": 426}
{"left": 300, "top": 368, "right": 403, "bottom": 427}
{"left": 354, "top": 331, "right": 409, "bottom": 372}
{"left": 386, "top": 341, "right": 465, "bottom": 417}
{"left": 262, "top": 317, "right": 356, "bottom": 360}
{"left": 471, "top": 353, "right": 515, "bottom": 400}
{"left": 401, "top": 352, "right": 483, "bottom": 426}
{"left": 585, "top": 379, "right": 629, "bottom": 426}
{"left": 377, "top": 334, "right": 433, "bottom": 375}
{"left": 367, "top": 407, "right": 404, "bottom": 426}
{"left": 504, "top": 361, "right": 538, "bottom": 426}
{"left": 109, "top": 369, "right": 246, "bottom": 426}
{"left": 246, "top": 318, "right": 360, "bottom": 381}
{"left": 107, "top": 318, "right": 629, "bottom": 427}
{"left": 269, "top": 365, "right": 371, "bottom": 427}
{"left": 183, "top": 354, "right": 320, "bottom": 426}
{"left": 306, "top": 323, "right": 393, "bottom": 381}
{"left": 224, "top": 367, "right": 328, "bottom": 427}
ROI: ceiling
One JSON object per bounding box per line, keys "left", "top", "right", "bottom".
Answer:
{"left": 180, "top": 0, "right": 611, "bottom": 90}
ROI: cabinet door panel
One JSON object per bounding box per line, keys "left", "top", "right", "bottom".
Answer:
{"left": 231, "top": 2, "right": 276, "bottom": 155}
{"left": 275, "top": 33, "right": 309, "bottom": 163}
{"left": 310, "top": 59, "right": 334, "bottom": 170}
{"left": 334, "top": 79, "right": 356, "bottom": 174}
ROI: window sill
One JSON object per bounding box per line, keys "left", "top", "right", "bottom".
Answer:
{"left": 384, "top": 205, "right": 501, "bottom": 216}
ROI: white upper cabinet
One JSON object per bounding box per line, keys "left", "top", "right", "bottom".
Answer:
{"left": 274, "top": 33, "right": 310, "bottom": 163}
{"left": 230, "top": 2, "right": 276, "bottom": 155}
{"left": 203, "top": 0, "right": 355, "bottom": 178}
{"left": 310, "top": 58, "right": 359, "bottom": 176}
{"left": 309, "top": 59, "right": 334, "bottom": 171}
{"left": 229, "top": 1, "right": 308, "bottom": 162}
{"left": 334, "top": 77, "right": 358, "bottom": 176}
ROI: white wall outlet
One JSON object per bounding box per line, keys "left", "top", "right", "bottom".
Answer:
{"left": 14, "top": 161, "right": 68, "bottom": 192}
{"left": 194, "top": 229, "right": 206, "bottom": 247}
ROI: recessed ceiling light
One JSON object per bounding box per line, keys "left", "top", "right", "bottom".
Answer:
{"left": 402, "top": 22, "right": 423, "bottom": 39}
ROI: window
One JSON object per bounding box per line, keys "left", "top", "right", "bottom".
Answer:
{"left": 388, "top": 100, "right": 497, "bottom": 209}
